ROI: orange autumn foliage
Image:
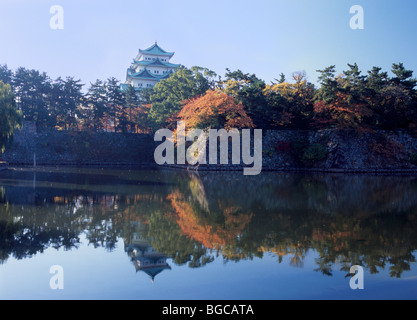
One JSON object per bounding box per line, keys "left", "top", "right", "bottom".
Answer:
{"left": 314, "top": 92, "right": 373, "bottom": 130}
{"left": 167, "top": 190, "right": 253, "bottom": 250}
{"left": 173, "top": 90, "right": 254, "bottom": 131}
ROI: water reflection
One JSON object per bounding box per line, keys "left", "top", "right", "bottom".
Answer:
{"left": 0, "top": 167, "right": 417, "bottom": 281}
{"left": 125, "top": 225, "right": 171, "bottom": 283}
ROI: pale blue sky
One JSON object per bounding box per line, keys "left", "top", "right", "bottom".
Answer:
{"left": 0, "top": 0, "right": 416, "bottom": 88}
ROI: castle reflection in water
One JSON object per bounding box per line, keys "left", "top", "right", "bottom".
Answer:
{"left": 125, "top": 224, "right": 171, "bottom": 283}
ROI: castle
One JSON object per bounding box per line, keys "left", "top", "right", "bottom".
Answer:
{"left": 121, "top": 42, "right": 180, "bottom": 91}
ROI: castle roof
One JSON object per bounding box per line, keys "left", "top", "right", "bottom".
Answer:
{"left": 128, "top": 68, "right": 160, "bottom": 81}
{"left": 127, "top": 68, "right": 174, "bottom": 82}
{"left": 133, "top": 58, "right": 180, "bottom": 69}
{"left": 135, "top": 265, "right": 172, "bottom": 283}
{"left": 139, "top": 43, "right": 174, "bottom": 57}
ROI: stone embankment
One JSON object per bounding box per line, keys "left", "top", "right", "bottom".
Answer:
{"left": 3, "top": 123, "right": 417, "bottom": 173}
{"left": 163, "top": 129, "right": 417, "bottom": 174}
{"left": 2, "top": 123, "right": 155, "bottom": 167}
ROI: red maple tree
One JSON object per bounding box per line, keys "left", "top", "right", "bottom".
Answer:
{"left": 173, "top": 90, "right": 254, "bottom": 130}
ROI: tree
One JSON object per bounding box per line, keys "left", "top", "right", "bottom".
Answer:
{"left": 51, "top": 77, "right": 84, "bottom": 130}
{"left": 341, "top": 63, "right": 371, "bottom": 116}
{"left": 12, "top": 67, "right": 53, "bottom": 128}
{"left": 0, "top": 65, "right": 12, "bottom": 85}
{"left": 190, "top": 66, "right": 217, "bottom": 92}
{"left": 174, "top": 90, "right": 253, "bottom": 131}
{"left": 274, "top": 73, "right": 286, "bottom": 84}
{"left": 0, "top": 81, "right": 22, "bottom": 153}
{"left": 124, "top": 85, "right": 150, "bottom": 133}
{"left": 342, "top": 63, "right": 366, "bottom": 89}
{"left": 84, "top": 80, "right": 107, "bottom": 130}
{"left": 313, "top": 91, "right": 372, "bottom": 130}
{"left": 137, "top": 87, "right": 153, "bottom": 105}
{"left": 369, "top": 63, "right": 417, "bottom": 129}
{"left": 315, "top": 65, "right": 338, "bottom": 103}
{"left": 287, "top": 71, "right": 315, "bottom": 127}
{"left": 124, "top": 85, "right": 140, "bottom": 132}
{"left": 221, "top": 69, "right": 268, "bottom": 128}
{"left": 263, "top": 71, "right": 315, "bottom": 129}
{"left": 148, "top": 66, "right": 216, "bottom": 130}
{"left": 378, "top": 84, "right": 414, "bottom": 129}
{"left": 313, "top": 64, "right": 374, "bottom": 130}
{"left": 105, "top": 77, "right": 125, "bottom": 132}
{"left": 366, "top": 67, "right": 389, "bottom": 93}
{"left": 391, "top": 62, "right": 417, "bottom": 93}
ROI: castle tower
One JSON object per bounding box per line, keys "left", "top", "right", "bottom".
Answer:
{"left": 125, "top": 237, "right": 171, "bottom": 283}
{"left": 121, "top": 42, "right": 180, "bottom": 91}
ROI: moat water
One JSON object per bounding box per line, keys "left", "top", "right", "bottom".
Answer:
{"left": 0, "top": 167, "right": 416, "bottom": 300}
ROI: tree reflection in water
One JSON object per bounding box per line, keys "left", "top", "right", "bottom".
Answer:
{"left": 0, "top": 167, "right": 416, "bottom": 279}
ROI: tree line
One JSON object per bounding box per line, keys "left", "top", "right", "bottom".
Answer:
{"left": 0, "top": 65, "right": 150, "bottom": 133}
{"left": 0, "top": 62, "right": 416, "bottom": 138}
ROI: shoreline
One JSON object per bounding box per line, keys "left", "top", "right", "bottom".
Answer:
{"left": 3, "top": 162, "right": 417, "bottom": 176}
{"left": 161, "top": 164, "right": 417, "bottom": 176}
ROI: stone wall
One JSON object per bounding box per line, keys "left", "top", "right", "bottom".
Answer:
{"left": 261, "top": 129, "right": 417, "bottom": 172}
{"left": 3, "top": 124, "right": 417, "bottom": 173}
{"left": 3, "top": 123, "right": 155, "bottom": 166}
{"left": 163, "top": 129, "right": 417, "bottom": 173}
